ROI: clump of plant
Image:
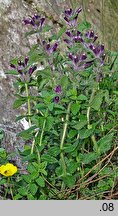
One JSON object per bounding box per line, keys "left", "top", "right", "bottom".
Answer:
{"left": 0, "top": 6, "right": 118, "bottom": 200}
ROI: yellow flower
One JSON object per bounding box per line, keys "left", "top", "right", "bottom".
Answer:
{"left": 0, "top": 163, "right": 17, "bottom": 177}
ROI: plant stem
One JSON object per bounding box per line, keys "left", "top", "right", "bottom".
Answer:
{"left": 25, "top": 83, "right": 31, "bottom": 127}
{"left": 25, "top": 83, "right": 35, "bottom": 154}
{"left": 60, "top": 102, "right": 71, "bottom": 177}
{"left": 10, "top": 186, "right": 14, "bottom": 200}
{"left": 87, "top": 89, "right": 98, "bottom": 152}
{"left": 39, "top": 109, "right": 48, "bottom": 147}
{"left": 4, "top": 177, "right": 10, "bottom": 199}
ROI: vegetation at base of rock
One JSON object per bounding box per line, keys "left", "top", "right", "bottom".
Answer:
{"left": 0, "top": 5, "right": 118, "bottom": 200}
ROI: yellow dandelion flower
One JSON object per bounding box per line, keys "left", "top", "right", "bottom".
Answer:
{"left": 0, "top": 163, "right": 18, "bottom": 177}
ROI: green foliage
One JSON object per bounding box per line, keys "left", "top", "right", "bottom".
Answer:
{"left": 90, "top": 90, "right": 104, "bottom": 111}
{"left": 97, "top": 133, "right": 114, "bottom": 154}
{"left": 2, "top": 6, "right": 118, "bottom": 201}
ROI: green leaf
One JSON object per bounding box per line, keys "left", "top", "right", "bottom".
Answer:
{"left": 73, "top": 120, "right": 87, "bottom": 130}
{"left": 22, "top": 154, "right": 37, "bottom": 162}
{"left": 27, "top": 194, "right": 35, "bottom": 200}
{"left": 17, "top": 125, "right": 36, "bottom": 140}
{"left": 41, "top": 154, "right": 58, "bottom": 164}
{"left": 0, "top": 148, "right": 6, "bottom": 158}
{"left": 97, "top": 133, "right": 114, "bottom": 154}
{"left": 5, "top": 70, "right": 18, "bottom": 75}
{"left": 90, "top": 90, "right": 104, "bottom": 111}
{"left": 29, "top": 183, "right": 38, "bottom": 195}
{"left": 0, "top": 179, "right": 7, "bottom": 185}
{"left": 18, "top": 187, "right": 28, "bottom": 196}
{"left": 113, "top": 91, "right": 118, "bottom": 95}
{"left": 31, "top": 161, "right": 47, "bottom": 176}
{"left": 104, "top": 90, "right": 110, "bottom": 104}
{"left": 48, "top": 103, "right": 54, "bottom": 111}
{"left": 23, "top": 174, "right": 31, "bottom": 183}
{"left": 46, "top": 116, "right": 54, "bottom": 131}
{"left": 39, "top": 194, "right": 47, "bottom": 200}
{"left": 25, "top": 30, "right": 39, "bottom": 37}
{"left": 79, "top": 128, "right": 94, "bottom": 139}
{"left": 109, "top": 51, "right": 118, "bottom": 57}
{"left": 64, "top": 175, "right": 76, "bottom": 188}
{"left": 78, "top": 21, "right": 91, "bottom": 31}
{"left": 48, "top": 146, "right": 60, "bottom": 157}
{"left": 10, "top": 57, "right": 18, "bottom": 65}
{"left": 27, "top": 163, "right": 37, "bottom": 173}
{"left": 71, "top": 102, "right": 80, "bottom": 115}
{"left": 42, "top": 25, "right": 52, "bottom": 33}
{"left": 35, "top": 103, "right": 46, "bottom": 111}
{"left": 56, "top": 26, "right": 66, "bottom": 39}
{"left": 14, "top": 194, "right": 22, "bottom": 200}
{"left": 79, "top": 152, "right": 98, "bottom": 164}
{"left": 30, "top": 171, "right": 39, "bottom": 180}
{"left": 28, "top": 51, "right": 43, "bottom": 65}
{"left": 67, "top": 161, "right": 78, "bottom": 174}
{"left": 67, "top": 88, "right": 77, "bottom": 100}
{"left": 13, "top": 97, "right": 27, "bottom": 109}
{"left": 63, "top": 141, "right": 78, "bottom": 153}
{"left": 78, "top": 94, "right": 87, "bottom": 101}
{"left": 60, "top": 75, "right": 69, "bottom": 89}
{"left": 68, "top": 130, "right": 77, "bottom": 139}
{"left": 36, "top": 176, "right": 45, "bottom": 187}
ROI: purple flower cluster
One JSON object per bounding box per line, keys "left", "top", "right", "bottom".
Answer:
{"left": 64, "top": 22, "right": 105, "bottom": 68}
{"left": 64, "top": 7, "right": 82, "bottom": 27}
{"left": 10, "top": 57, "right": 37, "bottom": 82}
{"left": 85, "top": 30, "right": 105, "bottom": 63}
{"left": 68, "top": 53, "right": 94, "bottom": 70}
{"left": 64, "top": 30, "right": 83, "bottom": 45}
{"left": 42, "top": 40, "right": 58, "bottom": 54}
{"left": 53, "top": 85, "right": 62, "bottom": 103}
{"left": 23, "top": 14, "right": 45, "bottom": 31}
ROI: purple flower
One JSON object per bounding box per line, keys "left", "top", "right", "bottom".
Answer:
{"left": 23, "top": 14, "right": 45, "bottom": 32}
{"left": 28, "top": 65, "right": 37, "bottom": 75}
{"left": 68, "top": 53, "right": 87, "bottom": 64}
{"left": 93, "top": 44, "right": 104, "bottom": 57}
{"left": 23, "top": 19, "right": 32, "bottom": 25}
{"left": 43, "top": 41, "right": 58, "bottom": 54}
{"left": 54, "top": 85, "right": 62, "bottom": 94}
{"left": 10, "top": 56, "right": 37, "bottom": 82}
{"left": 79, "top": 53, "right": 87, "bottom": 61}
{"left": 73, "top": 35, "right": 83, "bottom": 43}
{"left": 66, "top": 30, "right": 73, "bottom": 37}
{"left": 25, "top": 57, "right": 29, "bottom": 66}
{"left": 68, "top": 52, "right": 93, "bottom": 70}
{"left": 65, "top": 8, "right": 73, "bottom": 16}
{"left": 53, "top": 96, "right": 60, "bottom": 103}
{"left": 64, "top": 30, "right": 83, "bottom": 45}
{"left": 10, "top": 64, "right": 16, "bottom": 69}
{"left": 64, "top": 7, "right": 82, "bottom": 27}
{"left": 40, "top": 17, "right": 45, "bottom": 27}
{"left": 89, "top": 44, "right": 95, "bottom": 51}
{"left": 18, "top": 60, "right": 25, "bottom": 67}
{"left": 85, "top": 30, "right": 98, "bottom": 42}
{"left": 63, "top": 39, "right": 72, "bottom": 45}
{"left": 76, "top": 7, "right": 82, "bottom": 14}
{"left": 83, "top": 60, "right": 94, "bottom": 68}
{"left": 33, "top": 14, "right": 40, "bottom": 20}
